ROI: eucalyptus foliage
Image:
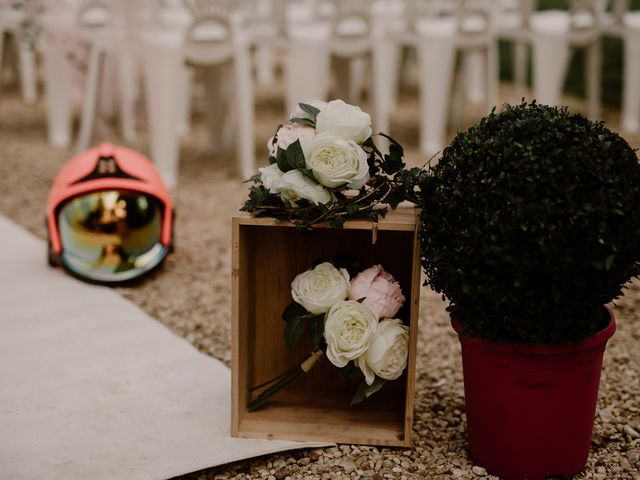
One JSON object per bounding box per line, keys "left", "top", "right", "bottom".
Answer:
{"left": 419, "top": 102, "right": 640, "bottom": 344}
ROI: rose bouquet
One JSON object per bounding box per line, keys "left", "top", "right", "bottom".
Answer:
{"left": 247, "top": 259, "right": 410, "bottom": 411}
{"left": 241, "top": 99, "right": 423, "bottom": 228}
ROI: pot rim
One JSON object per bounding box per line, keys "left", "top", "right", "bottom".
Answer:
{"left": 451, "top": 306, "right": 616, "bottom": 355}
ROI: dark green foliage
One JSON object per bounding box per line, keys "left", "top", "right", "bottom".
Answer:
{"left": 282, "top": 301, "right": 326, "bottom": 348}
{"left": 241, "top": 135, "right": 424, "bottom": 228}
{"left": 419, "top": 102, "right": 640, "bottom": 344}
{"left": 276, "top": 140, "right": 306, "bottom": 172}
{"left": 350, "top": 377, "right": 385, "bottom": 406}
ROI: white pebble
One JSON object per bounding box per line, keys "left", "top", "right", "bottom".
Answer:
{"left": 472, "top": 465, "right": 487, "bottom": 476}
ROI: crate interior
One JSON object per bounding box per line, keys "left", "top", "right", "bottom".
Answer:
{"left": 235, "top": 223, "right": 418, "bottom": 446}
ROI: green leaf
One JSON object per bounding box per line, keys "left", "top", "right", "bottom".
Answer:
{"left": 349, "top": 377, "right": 386, "bottom": 406}
{"left": 362, "top": 136, "right": 382, "bottom": 157}
{"left": 308, "top": 315, "right": 325, "bottom": 346}
{"left": 276, "top": 140, "right": 306, "bottom": 172}
{"left": 287, "top": 139, "right": 306, "bottom": 169}
{"left": 284, "top": 316, "right": 306, "bottom": 347}
{"left": 328, "top": 216, "right": 346, "bottom": 229}
{"left": 291, "top": 117, "right": 316, "bottom": 128}
{"left": 282, "top": 302, "right": 308, "bottom": 322}
{"left": 340, "top": 362, "right": 364, "bottom": 379}
{"left": 298, "top": 103, "right": 321, "bottom": 119}
{"left": 604, "top": 254, "right": 615, "bottom": 271}
{"left": 276, "top": 146, "right": 292, "bottom": 172}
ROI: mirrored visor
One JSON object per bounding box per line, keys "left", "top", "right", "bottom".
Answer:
{"left": 57, "top": 190, "right": 168, "bottom": 283}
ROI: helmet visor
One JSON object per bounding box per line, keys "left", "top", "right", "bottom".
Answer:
{"left": 57, "top": 190, "right": 168, "bottom": 283}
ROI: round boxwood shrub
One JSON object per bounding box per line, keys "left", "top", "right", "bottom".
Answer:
{"left": 419, "top": 102, "right": 640, "bottom": 344}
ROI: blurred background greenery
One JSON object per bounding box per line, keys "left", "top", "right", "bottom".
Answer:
{"left": 499, "top": 0, "right": 640, "bottom": 106}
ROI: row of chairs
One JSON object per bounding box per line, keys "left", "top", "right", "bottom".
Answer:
{"left": 1, "top": 0, "right": 639, "bottom": 190}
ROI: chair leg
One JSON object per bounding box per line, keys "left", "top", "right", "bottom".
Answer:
{"left": 43, "top": 35, "right": 73, "bottom": 148}
{"left": 220, "top": 64, "right": 237, "bottom": 153}
{"left": 205, "top": 64, "right": 225, "bottom": 152}
{"left": 118, "top": 50, "right": 138, "bottom": 142}
{"left": 233, "top": 31, "right": 256, "bottom": 180}
{"left": 532, "top": 31, "right": 570, "bottom": 107}
{"left": 178, "top": 65, "right": 192, "bottom": 137}
{"left": 349, "top": 56, "right": 367, "bottom": 104}
{"left": 585, "top": 40, "right": 601, "bottom": 120}
{"left": 463, "top": 50, "right": 485, "bottom": 105}
{"left": 0, "top": 31, "right": 5, "bottom": 89}
{"left": 513, "top": 40, "right": 528, "bottom": 101}
{"left": 417, "top": 34, "right": 456, "bottom": 157}
{"left": 486, "top": 40, "right": 499, "bottom": 113}
{"left": 76, "top": 44, "right": 105, "bottom": 152}
{"left": 333, "top": 56, "right": 351, "bottom": 103}
{"left": 370, "top": 35, "right": 400, "bottom": 138}
{"left": 17, "top": 39, "right": 37, "bottom": 105}
{"left": 142, "top": 38, "right": 183, "bottom": 191}
{"left": 621, "top": 28, "right": 640, "bottom": 133}
{"left": 255, "top": 45, "right": 275, "bottom": 85}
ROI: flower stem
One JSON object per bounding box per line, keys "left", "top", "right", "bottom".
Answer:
{"left": 247, "top": 350, "right": 323, "bottom": 412}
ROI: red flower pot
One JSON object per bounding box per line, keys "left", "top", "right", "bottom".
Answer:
{"left": 452, "top": 309, "right": 616, "bottom": 480}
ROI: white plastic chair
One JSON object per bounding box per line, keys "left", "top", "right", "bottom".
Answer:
{"left": 74, "top": 0, "right": 141, "bottom": 151}
{"left": 386, "top": 0, "right": 499, "bottom": 156}
{"left": 41, "top": 0, "right": 139, "bottom": 149}
{"left": 246, "top": 0, "right": 285, "bottom": 85}
{"left": 524, "top": 0, "right": 603, "bottom": 119}
{"left": 0, "top": 0, "right": 40, "bottom": 105}
{"left": 602, "top": 0, "right": 640, "bottom": 133}
{"left": 141, "top": 0, "right": 255, "bottom": 188}
{"left": 496, "top": 0, "right": 536, "bottom": 101}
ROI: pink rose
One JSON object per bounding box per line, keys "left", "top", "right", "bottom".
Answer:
{"left": 348, "top": 265, "right": 405, "bottom": 319}
{"left": 276, "top": 123, "right": 316, "bottom": 151}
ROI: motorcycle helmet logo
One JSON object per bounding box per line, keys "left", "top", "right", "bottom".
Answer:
{"left": 46, "top": 143, "right": 174, "bottom": 284}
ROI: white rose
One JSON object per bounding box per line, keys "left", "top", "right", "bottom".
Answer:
{"left": 259, "top": 163, "right": 284, "bottom": 193}
{"left": 357, "top": 319, "right": 409, "bottom": 385}
{"left": 304, "top": 132, "right": 370, "bottom": 189}
{"left": 324, "top": 300, "right": 378, "bottom": 368}
{"left": 291, "top": 262, "right": 350, "bottom": 314}
{"left": 315, "top": 99, "right": 372, "bottom": 143}
{"left": 275, "top": 170, "right": 332, "bottom": 206}
{"left": 292, "top": 100, "right": 327, "bottom": 121}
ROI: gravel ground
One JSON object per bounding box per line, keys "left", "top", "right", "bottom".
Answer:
{"left": 1, "top": 68, "right": 639, "bottom": 480}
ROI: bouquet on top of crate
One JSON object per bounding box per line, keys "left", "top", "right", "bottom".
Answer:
{"left": 241, "top": 99, "right": 424, "bottom": 228}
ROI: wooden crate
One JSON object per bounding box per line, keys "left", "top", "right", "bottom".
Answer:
{"left": 231, "top": 208, "right": 421, "bottom": 447}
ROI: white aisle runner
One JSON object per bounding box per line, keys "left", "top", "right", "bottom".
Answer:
{"left": 0, "top": 216, "right": 329, "bottom": 480}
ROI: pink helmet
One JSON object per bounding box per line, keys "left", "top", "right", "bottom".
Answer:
{"left": 46, "top": 143, "right": 174, "bottom": 283}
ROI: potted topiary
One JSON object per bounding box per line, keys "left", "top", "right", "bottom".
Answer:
{"left": 418, "top": 102, "right": 640, "bottom": 479}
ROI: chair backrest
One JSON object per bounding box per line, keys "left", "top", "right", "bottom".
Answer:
{"left": 609, "top": 0, "right": 630, "bottom": 24}
{"left": 495, "top": 0, "right": 541, "bottom": 32}
{"left": 77, "top": 0, "right": 111, "bottom": 28}
{"left": 456, "top": 0, "right": 494, "bottom": 30}
{"left": 243, "top": 0, "right": 289, "bottom": 40}
{"left": 182, "top": 0, "right": 236, "bottom": 65}
{"left": 406, "top": 0, "right": 493, "bottom": 36}
{"left": 327, "top": 0, "right": 374, "bottom": 56}
{"left": 407, "top": 0, "right": 456, "bottom": 20}
{"left": 0, "top": 0, "right": 44, "bottom": 49}
{"left": 569, "top": 0, "right": 602, "bottom": 38}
